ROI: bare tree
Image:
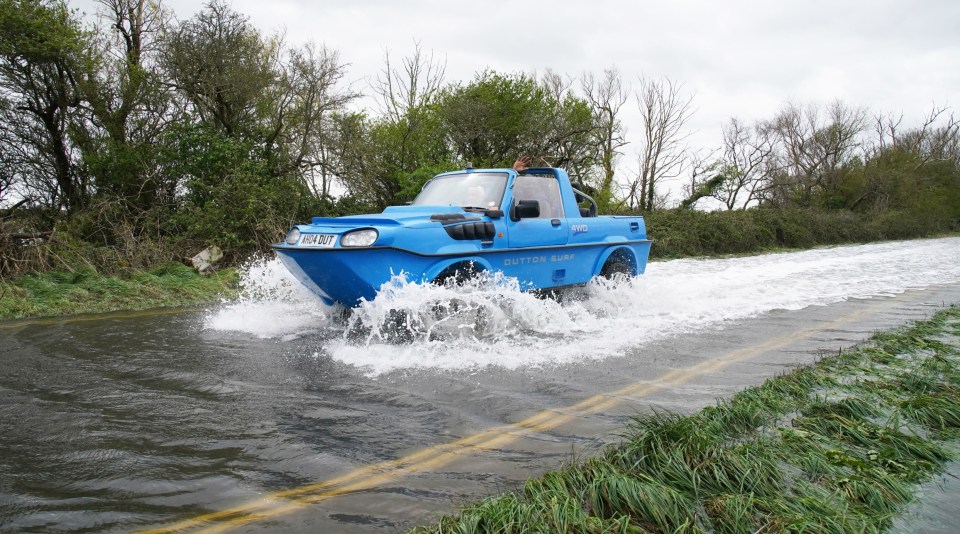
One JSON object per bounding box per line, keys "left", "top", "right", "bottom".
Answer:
{"left": 581, "top": 67, "right": 629, "bottom": 208}
{"left": 929, "top": 113, "right": 960, "bottom": 166}
{"left": 767, "top": 100, "right": 866, "bottom": 206}
{"left": 370, "top": 41, "right": 446, "bottom": 174}
{"left": 874, "top": 105, "right": 959, "bottom": 167}
{"left": 873, "top": 111, "right": 904, "bottom": 155}
{"left": 90, "top": 0, "right": 170, "bottom": 138}
{"left": 282, "top": 43, "right": 358, "bottom": 199}
{"left": 372, "top": 41, "right": 445, "bottom": 124}
{"left": 333, "top": 43, "right": 446, "bottom": 208}
{"left": 923, "top": 113, "right": 960, "bottom": 166}
{"left": 850, "top": 105, "right": 959, "bottom": 211}
{"left": 533, "top": 69, "right": 596, "bottom": 179}
{"left": 93, "top": 0, "right": 163, "bottom": 80}
{"left": 540, "top": 68, "right": 573, "bottom": 102}
{"left": 626, "top": 76, "right": 694, "bottom": 210}
{"left": 711, "top": 118, "right": 776, "bottom": 209}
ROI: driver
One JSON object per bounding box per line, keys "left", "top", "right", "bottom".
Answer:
{"left": 465, "top": 185, "right": 492, "bottom": 208}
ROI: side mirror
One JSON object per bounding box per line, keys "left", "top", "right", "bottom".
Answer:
{"left": 510, "top": 199, "right": 540, "bottom": 221}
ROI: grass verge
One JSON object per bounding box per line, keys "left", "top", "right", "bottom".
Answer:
{"left": 0, "top": 262, "right": 238, "bottom": 320}
{"left": 412, "top": 306, "right": 960, "bottom": 533}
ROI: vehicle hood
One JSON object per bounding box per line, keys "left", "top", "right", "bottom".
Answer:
{"left": 306, "top": 205, "right": 472, "bottom": 229}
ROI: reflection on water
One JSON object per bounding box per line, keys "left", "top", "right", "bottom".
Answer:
{"left": 0, "top": 315, "right": 451, "bottom": 532}
{"left": 892, "top": 460, "right": 960, "bottom": 533}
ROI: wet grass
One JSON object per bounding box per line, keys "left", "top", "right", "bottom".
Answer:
{"left": 0, "top": 263, "right": 238, "bottom": 319}
{"left": 411, "top": 306, "right": 960, "bottom": 533}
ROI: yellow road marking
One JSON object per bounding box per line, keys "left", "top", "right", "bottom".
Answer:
{"left": 142, "top": 299, "right": 899, "bottom": 533}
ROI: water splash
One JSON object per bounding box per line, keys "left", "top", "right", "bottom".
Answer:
{"left": 204, "top": 255, "right": 337, "bottom": 340}
{"left": 205, "top": 238, "right": 960, "bottom": 374}
{"left": 344, "top": 271, "right": 575, "bottom": 344}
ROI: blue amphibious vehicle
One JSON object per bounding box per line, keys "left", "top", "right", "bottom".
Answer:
{"left": 272, "top": 167, "right": 652, "bottom": 307}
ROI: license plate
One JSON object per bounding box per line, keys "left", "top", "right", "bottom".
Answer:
{"left": 299, "top": 233, "right": 337, "bottom": 247}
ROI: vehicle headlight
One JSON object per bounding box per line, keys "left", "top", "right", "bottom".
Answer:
{"left": 340, "top": 228, "right": 378, "bottom": 247}
{"left": 285, "top": 227, "right": 301, "bottom": 245}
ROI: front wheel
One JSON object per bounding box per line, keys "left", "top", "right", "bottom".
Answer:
{"left": 433, "top": 261, "right": 481, "bottom": 287}
{"left": 600, "top": 259, "right": 632, "bottom": 280}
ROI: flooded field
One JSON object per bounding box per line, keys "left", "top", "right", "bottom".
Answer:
{"left": 1, "top": 237, "right": 959, "bottom": 532}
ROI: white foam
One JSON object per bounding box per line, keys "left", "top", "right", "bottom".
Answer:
{"left": 204, "top": 255, "right": 336, "bottom": 339}
{"left": 205, "top": 238, "right": 960, "bottom": 374}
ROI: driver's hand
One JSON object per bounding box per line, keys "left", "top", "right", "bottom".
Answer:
{"left": 512, "top": 156, "right": 531, "bottom": 173}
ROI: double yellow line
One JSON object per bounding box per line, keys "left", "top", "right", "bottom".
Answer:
{"left": 143, "top": 302, "right": 891, "bottom": 533}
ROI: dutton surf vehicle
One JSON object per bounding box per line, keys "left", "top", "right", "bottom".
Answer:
{"left": 272, "top": 166, "right": 651, "bottom": 307}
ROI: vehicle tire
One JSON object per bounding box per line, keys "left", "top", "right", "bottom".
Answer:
{"left": 600, "top": 259, "right": 632, "bottom": 280}
{"left": 431, "top": 263, "right": 474, "bottom": 317}
{"left": 433, "top": 261, "right": 480, "bottom": 287}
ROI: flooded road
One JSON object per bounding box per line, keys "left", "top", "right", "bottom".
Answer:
{"left": 1, "top": 237, "right": 959, "bottom": 532}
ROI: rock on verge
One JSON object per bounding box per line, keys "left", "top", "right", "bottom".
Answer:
{"left": 190, "top": 246, "right": 224, "bottom": 275}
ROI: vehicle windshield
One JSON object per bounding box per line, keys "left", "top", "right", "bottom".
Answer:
{"left": 411, "top": 172, "right": 507, "bottom": 211}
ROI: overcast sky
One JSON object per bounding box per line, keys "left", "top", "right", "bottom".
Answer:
{"left": 74, "top": 0, "right": 960, "bottom": 197}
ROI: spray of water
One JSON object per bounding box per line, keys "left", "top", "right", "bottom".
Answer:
{"left": 204, "top": 255, "right": 338, "bottom": 341}
{"left": 205, "top": 238, "right": 960, "bottom": 375}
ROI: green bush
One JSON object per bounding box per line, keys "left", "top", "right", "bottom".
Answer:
{"left": 642, "top": 207, "right": 953, "bottom": 260}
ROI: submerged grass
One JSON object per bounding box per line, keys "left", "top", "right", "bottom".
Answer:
{"left": 0, "top": 263, "right": 238, "bottom": 319}
{"left": 411, "top": 306, "right": 960, "bottom": 534}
